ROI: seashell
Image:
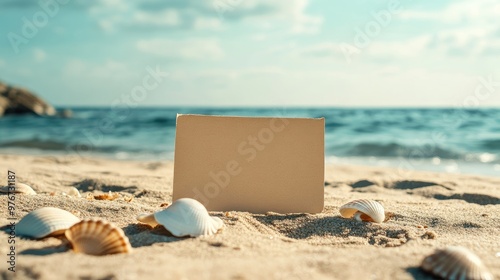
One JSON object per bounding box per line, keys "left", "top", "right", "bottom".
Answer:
{"left": 137, "top": 198, "right": 224, "bottom": 237}
{"left": 339, "top": 199, "right": 385, "bottom": 223}
{"left": 0, "top": 183, "right": 36, "bottom": 195}
{"left": 137, "top": 213, "right": 159, "bottom": 227}
{"left": 67, "top": 187, "right": 81, "bottom": 198}
{"left": 94, "top": 191, "right": 120, "bottom": 201}
{"left": 65, "top": 219, "right": 132, "bottom": 256}
{"left": 421, "top": 246, "right": 493, "bottom": 280}
{"left": 17, "top": 207, "right": 80, "bottom": 238}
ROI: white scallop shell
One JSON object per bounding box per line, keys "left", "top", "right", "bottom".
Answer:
{"left": 137, "top": 198, "right": 224, "bottom": 237}
{"left": 421, "top": 246, "right": 493, "bottom": 280}
{"left": 65, "top": 219, "right": 132, "bottom": 256}
{"left": 0, "top": 183, "right": 36, "bottom": 195}
{"left": 67, "top": 187, "right": 81, "bottom": 198}
{"left": 339, "top": 199, "right": 385, "bottom": 223}
{"left": 17, "top": 207, "right": 80, "bottom": 238}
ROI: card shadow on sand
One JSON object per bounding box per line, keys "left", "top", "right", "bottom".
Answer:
{"left": 385, "top": 180, "right": 451, "bottom": 190}
{"left": 72, "top": 179, "right": 138, "bottom": 193}
{"left": 349, "top": 179, "right": 450, "bottom": 190}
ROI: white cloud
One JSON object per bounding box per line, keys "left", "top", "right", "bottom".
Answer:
{"left": 193, "top": 67, "right": 285, "bottom": 79}
{"left": 228, "top": 0, "right": 323, "bottom": 34}
{"left": 297, "top": 42, "right": 345, "bottom": 58}
{"left": 98, "top": 19, "right": 115, "bottom": 32}
{"left": 367, "top": 36, "right": 432, "bottom": 57}
{"left": 290, "top": 16, "right": 322, "bottom": 34}
{"left": 89, "top": 0, "right": 129, "bottom": 14}
{"left": 428, "top": 27, "right": 494, "bottom": 56}
{"left": 397, "top": 0, "right": 500, "bottom": 57}
{"left": 90, "top": 0, "right": 131, "bottom": 32}
{"left": 193, "top": 17, "right": 223, "bottom": 30}
{"left": 294, "top": 1, "right": 500, "bottom": 62}
{"left": 288, "top": 0, "right": 323, "bottom": 34}
{"left": 33, "top": 49, "right": 47, "bottom": 63}
{"left": 87, "top": 0, "right": 321, "bottom": 33}
{"left": 399, "top": 0, "right": 500, "bottom": 24}
{"left": 250, "top": 33, "right": 269, "bottom": 41}
{"left": 131, "top": 10, "right": 181, "bottom": 28}
{"left": 294, "top": 36, "right": 432, "bottom": 61}
{"left": 0, "top": 58, "right": 5, "bottom": 67}
{"left": 136, "top": 39, "right": 224, "bottom": 60}
{"left": 63, "top": 59, "right": 131, "bottom": 79}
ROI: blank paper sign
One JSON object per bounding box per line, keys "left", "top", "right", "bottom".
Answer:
{"left": 172, "top": 114, "right": 325, "bottom": 214}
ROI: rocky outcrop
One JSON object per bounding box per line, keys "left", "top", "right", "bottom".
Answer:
{"left": 0, "top": 81, "right": 57, "bottom": 117}
{"left": 0, "top": 96, "right": 9, "bottom": 116}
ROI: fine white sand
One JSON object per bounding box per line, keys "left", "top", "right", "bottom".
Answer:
{"left": 0, "top": 154, "right": 499, "bottom": 279}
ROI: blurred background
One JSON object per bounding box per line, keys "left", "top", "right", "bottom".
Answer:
{"left": 0, "top": 0, "right": 499, "bottom": 176}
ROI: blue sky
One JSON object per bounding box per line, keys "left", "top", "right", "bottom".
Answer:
{"left": 0, "top": 0, "right": 499, "bottom": 107}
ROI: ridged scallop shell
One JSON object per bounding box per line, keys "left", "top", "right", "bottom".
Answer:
{"left": 339, "top": 199, "right": 385, "bottom": 223}
{"left": 17, "top": 207, "right": 80, "bottom": 238}
{"left": 65, "top": 219, "right": 132, "bottom": 256}
{"left": 137, "top": 198, "right": 224, "bottom": 237}
{"left": 421, "top": 246, "right": 493, "bottom": 280}
{"left": 0, "top": 183, "right": 36, "bottom": 195}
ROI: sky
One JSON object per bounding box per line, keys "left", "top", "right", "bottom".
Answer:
{"left": 0, "top": 0, "right": 499, "bottom": 107}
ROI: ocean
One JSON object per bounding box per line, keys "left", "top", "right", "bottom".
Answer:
{"left": 1, "top": 107, "right": 499, "bottom": 177}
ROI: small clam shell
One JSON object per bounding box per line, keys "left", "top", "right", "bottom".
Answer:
{"left": 67, "top": 187, "right": 81, "bottom": 198}
{"left": 17, "top": 207, "right": 80, "bottom": 238}
{"left": 65, "top": 219, "right": 132, "bottom": 256}
{"left": 339, "top": 199, "right": 385, "bottom": 223}
{"left": 421, "top": 246, "right": 493, "bottom": 280}
{"left": 137, "top": 198, "right": 224, "bottom": 237}
{"left": 0, "top": 183, "right": 36, "bottom": 195}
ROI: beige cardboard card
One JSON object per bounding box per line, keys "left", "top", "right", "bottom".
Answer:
{"left": 172, "top": 114, "right": 325, "bottom": 214}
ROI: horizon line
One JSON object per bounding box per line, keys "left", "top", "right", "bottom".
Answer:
{"left": 53, "top": 105, "right": 500, "bottom": 110}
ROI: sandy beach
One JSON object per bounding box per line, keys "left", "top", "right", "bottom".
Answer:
{"left": 0, "top": 153, "right": 499, "bottom": 280}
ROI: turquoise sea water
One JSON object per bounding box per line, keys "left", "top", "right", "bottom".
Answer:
{"left": 1, "top": 107, "right": 499, "bottom": 177}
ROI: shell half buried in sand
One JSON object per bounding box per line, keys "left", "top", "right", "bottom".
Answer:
{"left": 421, "top": 246, "right": 493, "bottom": 280}
{"left": 339, "top": 199, "right": 385, "bottom": 223}
{"left": 67, "top": 187, "right": 81, "bottom": 198}
{"left": 17, "top": 207, "right": 80, "bottom": 239}
{"left": 137, "top": 198, "right": 224, "bottom": 237}
{"left": 65, "top": 219, "right": 132, "bottom": 256}
{"left": 0, "top": 183, "right": 36, "bottom": 195}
